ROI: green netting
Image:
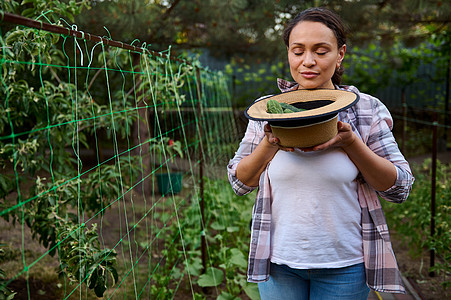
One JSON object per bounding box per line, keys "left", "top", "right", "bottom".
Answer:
{"left": 0, "top": 15, "right": 240, "bottom": 299}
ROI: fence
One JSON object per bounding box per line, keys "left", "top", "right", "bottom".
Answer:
{"left": 390, "top": 106, "right": 451, "bottom": 279}
{"left": 0, "top": 12, "right": 241, "bottom": 299}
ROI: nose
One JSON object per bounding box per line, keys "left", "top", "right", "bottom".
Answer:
{"left": 303, "top": 51, "right": 316, "bottom": 67}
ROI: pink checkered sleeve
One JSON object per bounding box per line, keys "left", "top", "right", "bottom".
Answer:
{"left": 227, "top": 119, "right": 266, "bottom": 196}
{"left": 366, "top": 99, "right": 414, "bottom": 203}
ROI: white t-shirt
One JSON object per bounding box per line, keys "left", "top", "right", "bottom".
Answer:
{"left": 268, "top": 148, "right": 364, "bottom": 269}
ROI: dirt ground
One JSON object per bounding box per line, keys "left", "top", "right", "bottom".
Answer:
{"left": 391, "top": 232, "right": 450, "bottom": 299}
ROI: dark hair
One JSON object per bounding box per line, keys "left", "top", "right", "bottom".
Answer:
{"left": 283, "top": 7, "right": 346, "bottom": 85}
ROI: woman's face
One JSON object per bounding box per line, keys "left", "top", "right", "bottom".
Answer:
{"left": 287, "top": 21, "right": 345, "bottom": 90}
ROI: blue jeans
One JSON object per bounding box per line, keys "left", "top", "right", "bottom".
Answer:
{"left": 258, "top": 262, "right": 369, "bottom": 300}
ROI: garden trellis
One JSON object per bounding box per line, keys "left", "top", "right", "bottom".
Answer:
{"left": 0, "top": 11, "right": 242, "bottom": 299}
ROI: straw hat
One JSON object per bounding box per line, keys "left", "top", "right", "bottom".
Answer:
{"left": 244, "top": 89, "right": 359, "bottom": 148}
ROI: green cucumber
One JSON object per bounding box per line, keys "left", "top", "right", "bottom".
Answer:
{"left": 267, "top": 100, "right": 305, "bottom": 114}
{"left": 280, "top": 102, "right": 304, "bottom": 112}
{"left": 266, "top": 99, "right": 283, "bottom": 114}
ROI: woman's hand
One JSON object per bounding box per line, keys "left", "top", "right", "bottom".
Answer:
{"left": 236, "top": 124, "right": 293, "bottom": 187}
{"left": 264, "top": 124, "right": 295, "bottom": 152}
{"left": 300, "top": 121, "right": 355, "bottom": 152}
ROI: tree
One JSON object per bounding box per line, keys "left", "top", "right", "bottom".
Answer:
{"left": 73, "top": 0, "right": 450, "bottom": 64}
{"left": 73, "top": 1, "right": 451, "bottom": 110}
{"left": 74, "top": 0, "right": 321, "bottom": 62}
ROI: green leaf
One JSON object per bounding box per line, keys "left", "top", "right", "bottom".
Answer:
{"left": 243, "top": 282, "right": 261, "bottom": 300}
{"left": 21, "top": 0, "right": 37, "bottom": 5}
{"left": 21, "top": 8, "right": 36, "bottom": 18}
{"left": 94, "top": 276, "right": 106, "bottom": 297}
{"left": 229, "top": 248, "right": 247, "bottom": 268}
{"left": 0, "top": 174, "right": 13, "bottom": 196}
{"left": 226, "top": 226, "right": 239, "bottom": 232}
{"left": 187, "top": 257, "right": 203, "bottom": 276}
{"left": 88, "top": 269, "right": 97, "bottom": 289}
{"left": 211, "top": 221, "right": 225, "bottom": 231}
{"left": 108, "top": 267, "right": 119, "bottom": 287}
{"left": 197, "top": 267, "right": 223, "bottom": 287}
{"left": 7, "top": 292, "right": 17, "bottom": 300}
{"left": 217, "top": 291, "right": 240, "bottom": 300}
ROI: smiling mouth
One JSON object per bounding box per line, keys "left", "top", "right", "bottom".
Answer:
{"left": 301, "top": 72, "right": 319, "bottom": 78}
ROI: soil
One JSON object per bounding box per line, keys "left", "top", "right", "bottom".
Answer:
{"left": 7, "top": 278, "right": 62, "bottom": 300}
{"left": 391, "top": 232, "right": 450, "bottom": 300}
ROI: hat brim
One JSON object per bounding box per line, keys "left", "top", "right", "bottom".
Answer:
{"left": 244, "top": 89, "right": 359, "bottom": 128}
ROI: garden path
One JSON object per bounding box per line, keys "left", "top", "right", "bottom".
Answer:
{"left": 368, "top": 291, "right": 415, "bottom": 299}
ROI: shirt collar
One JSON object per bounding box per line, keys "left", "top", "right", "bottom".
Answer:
{"left": 277, "top": 78, "right": 342, "bottom": 92}
{"left": 277, "top": 78, "right": 299, "bottom": 92}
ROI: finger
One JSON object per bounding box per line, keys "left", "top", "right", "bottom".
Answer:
{"left": 312, "top": 136, "right": 340, "bottom": 151}
{"left": 267, "top": 136, "right": 278, "bottom": 145}
{"left": 312, "top": 141, "right": 331, "bottom": 151}
{"left": 272, "top": 138, "right": 294, "bottom": 152}
{"left": 280, "top": 146, "right": 295, "bottom": 152}
{"left": 265, "top": 129, "right": 293, "bottom": 152}
{"left": 299, "top": 146, "right": 314, "bottom": 152}
{"left": 264, "top": 124, "right": 272, "bottom": 133}
{"left": 337, "top": 121, "right": 351, "bottom": 132}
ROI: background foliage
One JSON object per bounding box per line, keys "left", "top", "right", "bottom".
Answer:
{"left": 1, "top": 0, "right": 210, "bottom": 298}
{"left": 69, "top": 0, "right": 451, "bottom": 62}
{"left": 383, "top": 160, "right": 450, "bottom": 289}
{"left": 1, "top": 0, "right": 450, "bottom": 298}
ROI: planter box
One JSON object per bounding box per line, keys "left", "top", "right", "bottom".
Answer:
{"left": 156, "top": 172, "right": 183, "bottom": 195}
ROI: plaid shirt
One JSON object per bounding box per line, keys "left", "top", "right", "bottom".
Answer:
{"left": 227, "top": 79, "right": 414, "bottom": 293}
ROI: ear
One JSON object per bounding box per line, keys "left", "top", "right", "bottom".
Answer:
{"left": 337, "top": 44, "right": 346, "bottom": 68}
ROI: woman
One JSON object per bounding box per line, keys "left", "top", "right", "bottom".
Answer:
{"left": 227, "top": 7, "right": 414, "bottom": 300}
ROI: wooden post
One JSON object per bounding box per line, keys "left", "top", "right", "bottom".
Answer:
{"left": 444, "top": 56, "right": 450, "bottom": 145}
{"left": 195, "top": 67, "right": 207, "bottom": 272}
{"left": 430, "top": 112, "right": 438, "bottom": 277}
{"left": 401, "top": 88, "right": 407, "bottom": 154}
